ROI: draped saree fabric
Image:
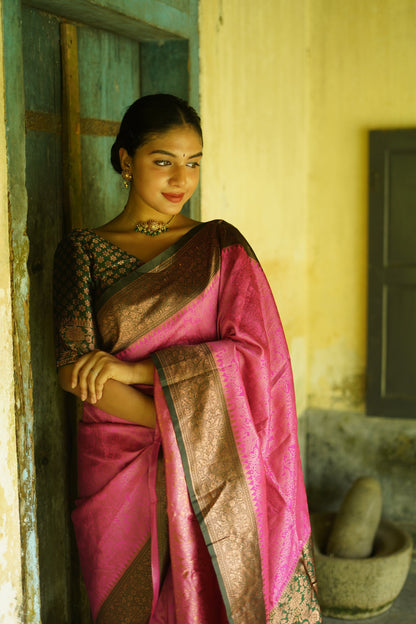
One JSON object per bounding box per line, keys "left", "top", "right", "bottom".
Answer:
{"left": 53, "top": 220, "right": 321, "bottom": 623}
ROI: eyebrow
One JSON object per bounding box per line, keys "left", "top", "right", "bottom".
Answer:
{"left": 149, "top": 149, "right": 203, "bottom": 159}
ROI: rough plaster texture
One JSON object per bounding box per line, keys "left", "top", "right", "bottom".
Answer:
{"left": 0, "top": 9, "right": 24, "bottom": 620}
{"left": 307, "top": 0, "right": 416, "bottom": 410}
{"left": 306, "top": 410, "right": 416, "bottom": 533}
{"left": 199, "top": 0, "right": 309, "bottom": 412}
{"left": 199, "top": 0, "right": 416, "bottom": 414}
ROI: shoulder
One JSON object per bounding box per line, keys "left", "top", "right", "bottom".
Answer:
{"left": 206, "top": 219, "right": 258, "bottom": 261}
{"left": 54, "top": 228, "right": 95, "bottom": 258}
{"left": 53, "top": 229, "right": 100, "bottom": 278}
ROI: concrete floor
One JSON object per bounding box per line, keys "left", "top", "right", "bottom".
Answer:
{"left": 323, "top": 557, "right": 416, "bottom": 624}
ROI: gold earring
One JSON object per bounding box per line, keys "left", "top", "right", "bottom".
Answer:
{"left": 121, "top": 170, "right": 132, "bottom": 189}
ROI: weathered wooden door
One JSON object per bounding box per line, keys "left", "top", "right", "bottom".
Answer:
{"left": 23, "top": 9, "right": 142, "bottom": 622}
{"left": 6, "top": 1, "right": 198, "bottom": 621}
{"left": 367, "top": 129, "right": 416, "bottom": 419}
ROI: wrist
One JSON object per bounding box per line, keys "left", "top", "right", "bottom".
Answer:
{"left": 130, "top": 360, "right": 154, "bottom": 385}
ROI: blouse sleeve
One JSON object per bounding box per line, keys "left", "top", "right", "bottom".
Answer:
{"left": 53, "top": 231, "right": 99, "bottom": 367}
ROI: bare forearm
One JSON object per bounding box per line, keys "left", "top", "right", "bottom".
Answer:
{"left": 90, "top": 379, "right": 155, "bottom": 426}
{"left": 58, "top": 357, "right": 156, "bottom": 427}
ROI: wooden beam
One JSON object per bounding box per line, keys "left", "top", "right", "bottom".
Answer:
{"left": 25, "top": 110, "right": 62, "bottom": 134}
{"left": 60, "top": 22, "right": 83, "bottom": 230}
{"left": 80, "top": 117, "right": 120, "bottom": 137}
{"left": 25, "top": 110, "right": 119, "bottom": 137}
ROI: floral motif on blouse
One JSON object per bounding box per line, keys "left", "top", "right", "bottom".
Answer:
{"left": 53, "top": 229, "right": 141, "bottom": 367}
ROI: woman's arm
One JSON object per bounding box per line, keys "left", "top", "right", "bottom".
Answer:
{"left": 58, "top": 353, "right": 156, "bottom": 427}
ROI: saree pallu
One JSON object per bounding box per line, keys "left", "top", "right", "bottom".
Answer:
{"left": 71, "top": 220, "right": 321, "bottom": 623}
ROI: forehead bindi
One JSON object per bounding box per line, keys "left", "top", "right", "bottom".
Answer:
{"left": 149, "top": 148, "right": 203, "bottom": 160}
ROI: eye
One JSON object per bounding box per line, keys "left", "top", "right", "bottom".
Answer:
{"left": 186, "top": 162, "right": 201, "bottom": 169}
{"left": 154, "top": 159, "right": 171, "bottom": 167}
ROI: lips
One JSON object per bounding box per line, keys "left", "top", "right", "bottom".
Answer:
{"left": 162, "top": 193, "right": 185, "bottom": 203}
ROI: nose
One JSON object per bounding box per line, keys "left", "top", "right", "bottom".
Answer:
{"left": 169, "top": 165, "right": 187, "bottom": 187}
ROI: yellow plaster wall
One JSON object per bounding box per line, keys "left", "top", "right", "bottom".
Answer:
{"left": 0, "top": 7, "right": 24, "bottom": 620}
{"left": 199, "top": 0, "right": 310, "bottom": 411}
{"left": 199, "top": 0, "right": 416, "bottom": 413}
{"left": 307, "top": 0, "right": 416, "bottom": 409}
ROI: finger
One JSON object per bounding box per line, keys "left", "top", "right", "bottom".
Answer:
{"left": 76, "top": 352, "right": 116, "bottom": 402}
{"left": 88, "top": 354, "right": 112, "bottom": 402}
{"left": 75, "top": 351, "right": 103, "bottom": 399}
{"left": 71, "top": 353, "right": 89, "bottom": 388}
{"left": 94, "top": 369, "right": 109, "bottom": 402}
{"left": 87, "top": 367, "right": 99, "bottom": 403}
{"left": 72, "top": 350, "right": 99, "bottom": 389}
{"left": 91, "top": 358, "right": 118, "bottom": 402}
{"left": 78, "top": 363, "right": 99, "bottom": 402}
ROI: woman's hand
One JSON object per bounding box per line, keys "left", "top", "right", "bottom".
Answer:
{"left": 70, "top": 350, "right": 154, "bottom": 403}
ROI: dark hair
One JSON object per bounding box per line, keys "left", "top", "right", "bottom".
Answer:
{"left": 111, "top": 93, "right": 203, "bottom": 173}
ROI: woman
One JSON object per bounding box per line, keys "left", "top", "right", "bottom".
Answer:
{"left": 53, "top": 94, "right": 321, "bottom": 624}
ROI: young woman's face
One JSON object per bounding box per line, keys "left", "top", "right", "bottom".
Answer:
{"left": 121, "top": 125, "right": 203, "bottom": 219}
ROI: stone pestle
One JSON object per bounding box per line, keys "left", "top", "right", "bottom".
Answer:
{"left": 326, "top": 477, "right": 382, "bottom": 558}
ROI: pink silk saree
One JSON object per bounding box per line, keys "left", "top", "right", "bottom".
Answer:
{"left": 56, "top": 220, "right": 321, "bottom": 623}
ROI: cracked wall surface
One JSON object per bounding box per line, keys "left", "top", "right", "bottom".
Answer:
{"left": 0, "top": 8, "right": 24, "bottom": 619}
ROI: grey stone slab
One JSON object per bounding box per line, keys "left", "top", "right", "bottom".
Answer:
{"left": 305, "top": 409, "right": 416, "bottom": 524}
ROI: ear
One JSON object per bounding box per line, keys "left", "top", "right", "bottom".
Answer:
{"left": 119, "top": 147, "right": 132, "bottom": 170}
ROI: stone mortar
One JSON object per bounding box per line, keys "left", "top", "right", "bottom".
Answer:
{"left": 311, "top": 512, "right": 413, "bottom": 620}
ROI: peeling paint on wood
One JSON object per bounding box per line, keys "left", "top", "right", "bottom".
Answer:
{"left": 3, "top": 0, "right": 42, "bottom": 620}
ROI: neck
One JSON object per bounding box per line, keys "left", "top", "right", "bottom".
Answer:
{"left": 123, "top": 203, "right": 176, "bottom": 225}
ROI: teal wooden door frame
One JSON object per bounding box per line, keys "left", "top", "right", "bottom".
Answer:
{"left": 26, "top": 0, "right": 200, "bottom": 108}
{"left": 2, "top": 1, "right": 199, "bottom": 621}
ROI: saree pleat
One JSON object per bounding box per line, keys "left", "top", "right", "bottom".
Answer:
{"left": 96, "top": 455, "right": 170, "bottom": 624}
{"left": 96, "top": 539, "right": 153, "bottom": 624}
{"left": 54, "top": 220, "right": 321, "bottom": 623}
{"left": 153, "top": 345, "right": 265, "bottom": 623}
